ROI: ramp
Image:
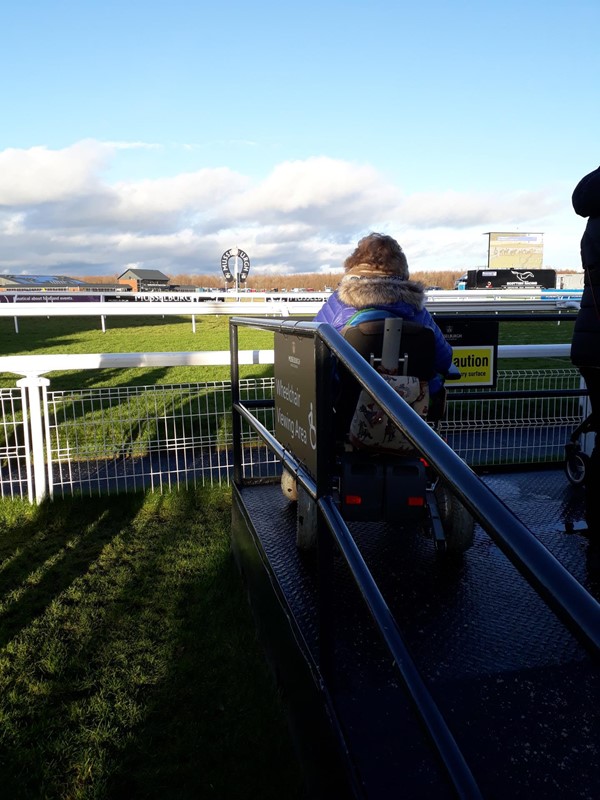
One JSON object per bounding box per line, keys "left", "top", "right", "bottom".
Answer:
{"left": 232, "top": 468, "right": 599, "bottom": 799}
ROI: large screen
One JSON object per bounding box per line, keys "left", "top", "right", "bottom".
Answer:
{"left": 487, "top": 232, "right": 544, "bottom": 269}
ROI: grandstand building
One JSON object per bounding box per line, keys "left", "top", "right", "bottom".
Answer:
{"left": 0, "top": 275, "right": 128, "bottom": 293}
{"left": 117, "top": 269, "right": 170, "bottom": 292}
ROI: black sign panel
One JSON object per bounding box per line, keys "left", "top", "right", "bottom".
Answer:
{"left": 274, "top": 332, "right": 318, "bottom": 477}
{"left": 469, "top": 269, "right": 556, "bottom": 289}
{"left": 437, "top": 319, "right": 499, "bottom": 387}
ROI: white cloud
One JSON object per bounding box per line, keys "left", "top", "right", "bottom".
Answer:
{"left": 227, "top": 157, "right": 400, "bottom": 228}
{"left": 0, "top": 141, "right": 583, "bottom": 275}
{"left": 398, "top": 189, "right": 562, "bottom": 230}
{"left": 0, "top": 141, "right": 109, "bottom": 205}
{"left": 114, "top": 168, "right": 248, "bottom": 222}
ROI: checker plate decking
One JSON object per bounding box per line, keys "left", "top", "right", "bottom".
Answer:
{"left": 233, "top": 469, "right": 599, "bottom": 799}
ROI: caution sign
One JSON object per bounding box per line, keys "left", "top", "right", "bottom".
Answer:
{"left": 450, "top": 346, "right": 495, "bottom": 385}
{"left": 437, "top": 320, "right": 499, "bottom": 388}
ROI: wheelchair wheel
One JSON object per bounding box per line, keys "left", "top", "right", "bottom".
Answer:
{"left": 433, "top": 481, "right": 475, "bottom": 554}
{"left": 565, "top": 450, "right": 589, "bottom": 486}
{"left": 281, "top": 468, "right": 298, "bottom": 501}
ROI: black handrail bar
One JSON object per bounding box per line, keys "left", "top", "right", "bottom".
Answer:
{"left": 317, "top": 495, "right": 483, "bottom": 799}
{"left": 230, "top": 349, "right": 484, "bottom": 798}
{"left": 431, "top": 313, "right": 578, "bottom": 322}
{"left": 230, "top": 317, "right": 484, "bottom": 796}
{"left": 319, "top": 325, "right": 600, "bottom": 660}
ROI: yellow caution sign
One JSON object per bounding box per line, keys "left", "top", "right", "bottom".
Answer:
{"left": 451, "top": 346, "right": 495, "bottom": 386}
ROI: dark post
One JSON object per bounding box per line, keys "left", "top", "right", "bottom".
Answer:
{"left": 315, "top": 334, "right": 336, "bottom": 682}
{"left": 229, "top": 318, "right": 243, "bottom": 486}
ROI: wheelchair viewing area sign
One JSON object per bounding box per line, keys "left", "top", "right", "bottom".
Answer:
{"left": 438, "top": 319, "right": 499, "bottom": 387}
{"left": 274, "top": 332, "right": 318, "bottom": 477}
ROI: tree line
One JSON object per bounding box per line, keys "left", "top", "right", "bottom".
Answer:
{"left": 78, "top": 270, "right": 467, "bottom": 291}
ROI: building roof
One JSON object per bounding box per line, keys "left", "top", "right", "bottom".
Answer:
{"left": 0, "top": 275, "right": 88, "bottom": 288}
{"left": 118, "top": 269, "right": 170, "bottom": 281}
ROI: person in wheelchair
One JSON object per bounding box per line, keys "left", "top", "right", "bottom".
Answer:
{"left": 314, "top": 232, "right": 453, "bottom": 449}
{"left": 308, "top": 233, "right": 473, "bottom": 553}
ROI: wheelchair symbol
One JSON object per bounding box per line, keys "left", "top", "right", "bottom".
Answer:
{"left": 308, "top": 402, "right": 317, "bottom": 450}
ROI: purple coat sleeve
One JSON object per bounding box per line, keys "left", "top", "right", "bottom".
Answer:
{"left": 314, "top": 299, "right": 335, "bottom": 324}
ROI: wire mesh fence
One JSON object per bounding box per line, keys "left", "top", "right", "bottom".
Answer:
{"left": 0, "top": 370, "right": 589, "bottom": 500}
{"left": 42, "top": 379, "right": 279, "bottom": 498}
{"left": 0, "top": 387, "right": 30, "bottom": 500}
{"left": 440, "top": 369, "right": 586, "bottom": 466}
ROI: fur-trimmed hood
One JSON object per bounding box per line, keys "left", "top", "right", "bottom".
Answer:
{"left": 314, "top": 277, "right": 453, "bottom": 393}
{"left": 337, "top": 274, "right": 425, "bottom": 311}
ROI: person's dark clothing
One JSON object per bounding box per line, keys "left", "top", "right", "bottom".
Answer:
{"left": 572, "top": 166, "right": 600, "bottom": 269}
{"left": 579, "top": 367, "right": 600, "bottom": 531}
{"left": 571, "top": 166, "right": 600, "bottom": 531}
{"left": 571, "top": 166, "right": 600, "bottom": 369}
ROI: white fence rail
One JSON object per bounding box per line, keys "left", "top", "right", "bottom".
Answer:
{"left": 0, "top": 344, "right": 573, "bottom": 378}
{"left": 0, "top": 291, "right": 583, "bottom": 334}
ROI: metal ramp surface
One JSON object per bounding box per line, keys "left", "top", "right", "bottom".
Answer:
{"left": 232, "top": 468, "right": 599, "bottom": 799}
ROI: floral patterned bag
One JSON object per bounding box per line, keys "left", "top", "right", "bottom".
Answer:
{"left": 348, "top": 375, "right": 429, "bottom": 454}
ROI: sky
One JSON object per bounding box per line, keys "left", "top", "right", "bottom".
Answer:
{"left": 1, "top": 0, "right": 599, "bottom": 278}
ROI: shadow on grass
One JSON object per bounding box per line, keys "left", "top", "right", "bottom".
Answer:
{"left": 0, "top": 494, "right": 147, "bottom": 649}
{"left": 0, "top": 489, "right": 304, "bottom": 800}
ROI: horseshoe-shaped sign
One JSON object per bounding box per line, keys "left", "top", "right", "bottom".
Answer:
{"left": 221, "top": 248, "right": 251, "bottom": 283}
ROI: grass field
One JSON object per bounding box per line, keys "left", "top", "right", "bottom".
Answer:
{"left": 0, "top": 313, "right": 576, "bottom": 390}
{"left": 0, "top": 316, "right": 276, "bottom": 389}
{"left": 0, "top": 315, "right": 307, "bottom": 798}
{"left": 0, "top": 488, "right": 304, "bottom": 800}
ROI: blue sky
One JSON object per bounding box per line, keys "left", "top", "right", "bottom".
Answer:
{"left": 1, "top": 0, "right": 598, "bottom": 277}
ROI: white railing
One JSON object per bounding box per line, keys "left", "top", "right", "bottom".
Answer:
{"left": 0, "top": 349, "right": 276, "bottom": 377}
{"left": 0, "top": 344, "right": 573, "bottom": 378}
{"left": 0, "top": 291, "right": 582, "bottom": 335}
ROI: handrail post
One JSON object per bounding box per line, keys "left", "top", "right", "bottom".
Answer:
{"left": 315, "top": 336, "right": 336, "bottom": 683}
{"left": 229, "top": 319, "right": 243, "bottom": 485}
{"left": 16, "top": 374, "right": 51, "bottom": 504}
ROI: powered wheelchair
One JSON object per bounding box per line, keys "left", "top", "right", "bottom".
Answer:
{"left": 283, "top": 314, "right": 474, "bottom": 556}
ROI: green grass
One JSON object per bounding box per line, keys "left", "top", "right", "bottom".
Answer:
{"left": 0, "top": 315, "right": 577, "bottom": 460}
{"left": 0, "top": 315, "right": 576, "bottom": 391}
{"left": 497, "top": 319, "right": 575, "bottom": 371}
{"left": 0, "top": 488, "right": 303, "bottom": 799}
{"left": 0, "top": 316, "right": 276, "bottom": 389}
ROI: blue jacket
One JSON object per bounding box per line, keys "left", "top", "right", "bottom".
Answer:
{"left": 315, "top": 287, "right": 452, "bottom": 394}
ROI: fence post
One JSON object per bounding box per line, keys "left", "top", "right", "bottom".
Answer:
{"left": 16, "top": 375, "right": 51, "bottom": 504}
